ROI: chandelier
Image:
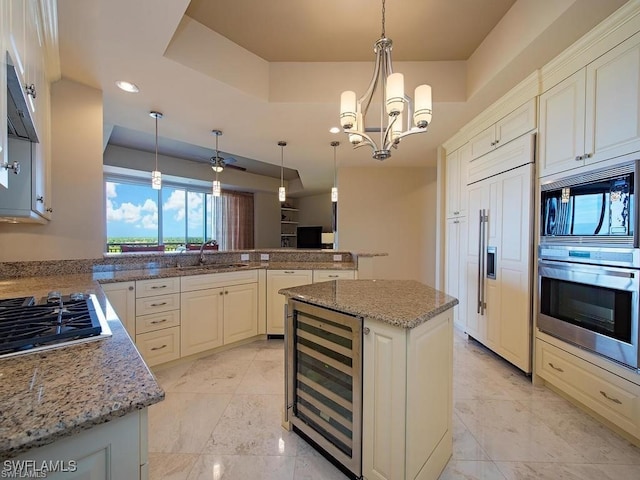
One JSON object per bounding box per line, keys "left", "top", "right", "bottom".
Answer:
{"left": 339, "top": 0, "right": 432, "bottom": 160}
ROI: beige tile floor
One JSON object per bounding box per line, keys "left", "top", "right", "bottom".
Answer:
{"left": 148, "top": 327, "right": 640, "bottom": 479}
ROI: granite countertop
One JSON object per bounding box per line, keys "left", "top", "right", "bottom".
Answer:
{"left": 94, "top": 261, "right": 356, "bottom": 284}
{"left": 0, "top": 274, "right": 165, "bottom": 460}
{"left": 279, "top": 279, "right": 458, "bottom": 329}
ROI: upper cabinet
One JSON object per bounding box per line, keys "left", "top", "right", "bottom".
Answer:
{"left": 0, "top": 0, "right": 56, "bottom": 221}
{"left": 539, "top": 32, "right": 640, "bottom": 178}
{"left": 0, "top": 1, "right": 8, "bottom": 188}
{"left": 445, "top": 143, "right": 470, "bottom": 219}
{"left": 468, "top": 99, "right": 536, "bottom": 161}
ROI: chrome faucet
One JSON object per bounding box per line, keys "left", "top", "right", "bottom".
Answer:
{"left": 199, "top": 239, "right": 216, "bottom": 265}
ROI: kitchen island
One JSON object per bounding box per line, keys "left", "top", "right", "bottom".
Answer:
{"left": 279, "top": 279, "right": 458, "bottom": 480}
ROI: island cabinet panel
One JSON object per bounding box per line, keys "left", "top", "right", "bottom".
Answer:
{"left": 8, "top": 409, "right": 147, "bottom": 480}
{"left": 363, "top": 310, "right": 453, "bottom": 480}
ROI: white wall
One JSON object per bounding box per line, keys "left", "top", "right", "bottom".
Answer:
{"left": 0, "top": 79, "right": 104, "bottom": 261}
{"left": 297, "top": 192, "right": 333, "bottom": 231}
{"left": 338, "top": 167, "right": 438, "bottom": 285}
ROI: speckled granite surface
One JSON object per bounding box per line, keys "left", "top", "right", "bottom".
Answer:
{"left": 0, "top": 274, "right": 165, "bottom": 460}
{"left": 279, "top": 279, "right": 458, "bottom": 329}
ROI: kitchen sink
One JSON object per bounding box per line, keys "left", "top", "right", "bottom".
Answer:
{"left": 176, "top": 263, "right": 251, "bottom": 271}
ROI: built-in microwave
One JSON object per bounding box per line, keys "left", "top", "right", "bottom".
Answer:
{"left": 540, "top": 161, "right": 638, "bottom": 248}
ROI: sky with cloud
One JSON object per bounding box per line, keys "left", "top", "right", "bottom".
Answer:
{"left": 106, "top": 182, "right": 209, "bottom": 240}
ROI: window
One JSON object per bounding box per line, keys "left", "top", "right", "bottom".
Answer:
{"left": 105, "top": 177, "right": 254, "bottom": 252}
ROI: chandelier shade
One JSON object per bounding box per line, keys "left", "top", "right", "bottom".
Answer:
{"left": 339, "top": 0, "right": 432, "bottom": 160}
{"left": 211, "top": 129, "right": 224, "bottom": 196}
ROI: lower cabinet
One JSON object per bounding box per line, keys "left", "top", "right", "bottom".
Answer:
{"left": 267, "top": 270, "right": 313, "bottom": 334}
{"left": 8, "top": 409, "right": 148, "bottom": 480}
{"left": 536, "top": 335, "right": 640, "bottom": 441}
{"left": 180, "top": 287, "right": 224, "bottom": 356}
{"left": 181, "top": 270, "right": 259, "bottom": 357}
{"left": 101, "top": 281, "right": 135, "bottom": 337}
{"left": 312, "top": 269, "right": 356, "bottom": 282}
{"left": 362, "top": 310, "right": 453, "bottom": 480}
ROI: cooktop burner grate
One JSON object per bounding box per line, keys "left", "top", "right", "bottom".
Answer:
{"left": 0, "top": 296, "right": 101, "bottom": 355}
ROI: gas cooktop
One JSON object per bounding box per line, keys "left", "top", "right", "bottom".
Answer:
{"left": 0, "top": 293, "right": 112, "bottom": 358}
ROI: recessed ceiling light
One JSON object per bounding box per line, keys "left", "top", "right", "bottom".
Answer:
{"left": 329, "top": 127, "right": 340, "bottom": 134}
{"left": 116, "top": 81, "right": 139, "bottom": 93}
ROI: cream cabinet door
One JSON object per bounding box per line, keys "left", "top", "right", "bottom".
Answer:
{"left": 445, "top": 144, "right": 469, "bottom": 218}
{"left": 445, "top": 217, "right": 467, "bottom": 329}
{"left": 538, "top": 69, "right": 587, "bottom": 178}
{"left": 181, "top": 288, "right": 224, "bottom": 356}
{"left": 586, "top": 32, "right": 640, "bottom": 165}
{"left": 101, "top": 281, "right": 135, "bottom": 337}
{"left": 223, "top": 282, "right": 258, "bottom": 344}
{"left": 267, "top": 270, "right": 312, "bottom": 334}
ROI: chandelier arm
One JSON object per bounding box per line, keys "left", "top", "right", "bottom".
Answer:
{"left": 358, "top": 46, "right": 386, "bottom": 117}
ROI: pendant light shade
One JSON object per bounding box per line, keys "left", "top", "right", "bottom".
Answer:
{"left": 150, "top": 111, "right": 163, "bottom": 190}
{"left": 331, "top": 141, "right": 339, "bottom": 203}
{"left": 211, "top": 130, "right": 224, "bottom": 197}
{"left": 278, "top": 141, "right": 287, "bottom": 202}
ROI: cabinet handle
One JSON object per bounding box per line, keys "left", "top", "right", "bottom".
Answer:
{"left": 575, "top": 155, "right": 583, "bottom": 161}
{"left": 453, "top": 210, "right": 459, "bottom": 215}
{"left": 453, "top": 220, "right": 459, "bottom": 224}
{"left": 25, "top": 83, "right": 36, "bottom": 99}
{"left": 150, "top": 302, "right": 167, "bottom": 307}
{"left": 151, "top": 285, "right": 167, "bottom": 289}
{"left": 150, "top": 319, "right": 167, "bottom": 325}
{"left": 363, "top": 327, "right": 370, "bottom": 335}
{"left": 46, "top": 207, "right": 53, "bottom": 213}
{"left": 284, "top": 271, "right": 295, "bottom": 274}
{"left": 548, "top": 362, "right": 564, "bottom": 373}
{"left": 600, "top": 390, "right": 622, "bottom": 405}
{"left": 128, "top": 286, "right": 134, "bottom": 291}
{"left": 36, "top": 196, "right": 44, "bottom": 203}
{"left": 150, "top": 344, "right": 167, "bottom": 351}
{"left": 328, "top": 275, "right": 339, "bottom": 278}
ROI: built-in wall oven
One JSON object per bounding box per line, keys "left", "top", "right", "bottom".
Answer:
{"left": 538, "top": 161, "right": 640, "bottom": 371}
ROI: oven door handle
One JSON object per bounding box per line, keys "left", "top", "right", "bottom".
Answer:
{"left": 539, "top": 260, "right": 636, "bottom": 279}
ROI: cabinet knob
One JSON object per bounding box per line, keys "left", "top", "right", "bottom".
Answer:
{"left": 128, "top": 286, "right": 134, "bottom": 291}
{"left": 575, "top": 155, "right": 583, "bottom": 161}
{"left": 363, "top": 327, "right": 370, "bottom": 335}
{"left": 494, "top": 139, "right": 499, "bottom": 144}
{"left": 219, "top": 291, "right": 224, "bottom": 295}
{"left": 225, "top": 290, "right": 229, "bottom": 295}
{"left": 453, "top": 211, "right": 459, "bottom": 215}
{"left": 490, "top": 141, "right": 495, "bottom": 146}
{"left": 584, "top": 153, "right": 592, "bottom": 159}
{"left": 25, "top": 83, "right": 36, "bottom": 99}
{"left": 46, "top": 207, "right": 53, "bottom": 213}
{"left": 2, "top": 161, "right": 20, "bottom": 175}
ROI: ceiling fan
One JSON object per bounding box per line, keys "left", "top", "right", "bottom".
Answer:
{"left": 210, "top": 130, "right": 246, "bottom": 172}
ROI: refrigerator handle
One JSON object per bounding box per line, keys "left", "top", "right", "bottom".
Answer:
{"left": 480, "top": 209, "right": 486, "bottom": 315}
{"left": 477, "top": 209, "right": 482, "bottom": 314}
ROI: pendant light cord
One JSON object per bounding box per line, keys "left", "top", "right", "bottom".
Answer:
{"left": 154, "top": 115, "right": 159, "bottom": 171}
{"left": 381, "top": 0, "right": 386, "bottom": 38}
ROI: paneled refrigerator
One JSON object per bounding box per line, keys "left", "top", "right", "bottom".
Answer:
{"left": 464, "top": 134, "right": 534, "bottom": 373}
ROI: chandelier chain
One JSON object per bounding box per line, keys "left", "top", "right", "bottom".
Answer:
{"left": 381, "top": 0, "right": 386, "bottom": 38}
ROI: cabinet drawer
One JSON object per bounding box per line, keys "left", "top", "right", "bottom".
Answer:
{"left": 136, "top": 277, "right": 180, "bottom": 297}
{"left": 536, "top": 339, "right": 640, "bottom": 435}
{"left": 136, "top": 310, "right": 180, "bottom": 335}
{"left": 181, "top": 270, "right": 258, "bottom": 292}
{"left": 136, "top": 293, "right": 180, "bottom": 316}
{"left": 313, "top": 269, "right": 356, "bottom": 282}
{"left": 136, "top": 326, "right": 180, "bottom": 366}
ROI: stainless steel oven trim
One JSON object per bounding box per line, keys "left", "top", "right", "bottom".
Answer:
{"left": 538, "top": 260, "right": 639, "bottom": 370}
{"left": 286, "top": 299, "right": 363, "bottom": 478}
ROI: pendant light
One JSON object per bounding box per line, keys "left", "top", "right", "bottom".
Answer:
{"left": 278, "top": 141, "right": 287, "bottom": 202}
{"left": 211, "top": 130, "right": 224, "bottom": 197}
{"left": 149, "top": 111, "right": 163, "bottom": 189}
{"left": 331, "top": 141, "right": 339, "bottom": 202}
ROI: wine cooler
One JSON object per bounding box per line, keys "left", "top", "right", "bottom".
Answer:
{"left": 285, "top": 299, "right": 363, "bottom": 478}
